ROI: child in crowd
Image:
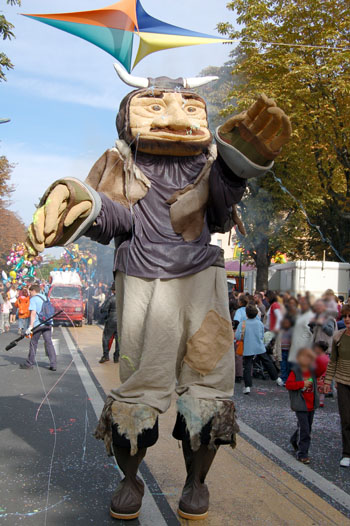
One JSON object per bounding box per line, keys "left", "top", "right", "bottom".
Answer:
{"left": 2, "top": 293, "right": 12, "bottom": 332}
{"left": 314, "top": 341, "right": 330, "bottom": 408}
{"left": 286, "top": 347, "right": 319, "bottom": 464}
{"left": 279, "top": 315, "right": 294, "bottom": 384}
{"left": 236, "top": 304, "right": 279, "bottom": 395}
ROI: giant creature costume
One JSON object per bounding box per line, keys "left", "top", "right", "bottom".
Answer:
{"left": 27, "top": 65, "right": 291, "bottom": 521}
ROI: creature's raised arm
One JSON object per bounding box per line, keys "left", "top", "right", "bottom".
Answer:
{"left": 215, "top": 94, "right": 292, "bottom": 179}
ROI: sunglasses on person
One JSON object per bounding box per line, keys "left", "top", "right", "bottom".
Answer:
{"left": 343, "top": 314, "right": 350, "bottom": 319}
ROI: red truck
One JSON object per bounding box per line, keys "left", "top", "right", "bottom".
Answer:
{"left": 48, "top": 271, "right": 84, "bottom": 327}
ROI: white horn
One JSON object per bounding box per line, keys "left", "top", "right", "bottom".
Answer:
{"left": 184, "top": 76, "right": 219, "bottom": 89}
{"left": 113, "top": 63, "right": 149, "bottom": 88}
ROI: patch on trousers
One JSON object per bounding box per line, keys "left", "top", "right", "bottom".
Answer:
{"left": 184, "top": 310, "right": 234, "bottom": 375}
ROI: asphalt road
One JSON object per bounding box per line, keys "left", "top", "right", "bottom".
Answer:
{"left": 0, "top": 326, "right": 125, "bottom": 526}
{"left": 234, "top": 377, "right": 350, "bottom": 499}
{"left": 0, "top": 324, "right": 349, "bottom": 525}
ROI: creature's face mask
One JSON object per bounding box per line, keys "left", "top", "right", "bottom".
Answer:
{"left": 118, "top": 89, "right": 212, "bottom": 156}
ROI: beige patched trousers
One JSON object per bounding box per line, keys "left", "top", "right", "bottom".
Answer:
{"left": 112, "top": 266, "right": 235, "bottom": 413}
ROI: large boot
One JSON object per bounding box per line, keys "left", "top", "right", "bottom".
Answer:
{"left": 110, "top": 447, "right": 146, "bottom": 520}
{"left": 178, "top": 441, "right": 217, "bottom": 521}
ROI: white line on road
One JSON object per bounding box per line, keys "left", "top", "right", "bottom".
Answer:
{"left": 238, "top": 419, "right": 350, "bottom": 511}
{"left": 61, "top": 328, "right": 168, "bottom": 526}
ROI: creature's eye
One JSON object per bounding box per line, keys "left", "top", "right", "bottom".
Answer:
{"left": 152, "top": 105, "right": 162, "bottom": 111}
{"left": 186, "top": 106, "right": 197, "bottom": 113}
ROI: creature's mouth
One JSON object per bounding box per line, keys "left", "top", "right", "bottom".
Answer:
{"left": 149, "top": 126, "right": 205, "bottom": 136}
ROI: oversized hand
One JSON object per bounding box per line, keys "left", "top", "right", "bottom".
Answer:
{"left": 25, "top": 184, "right": 92, "bottom": 255}
{"left": 219, "top": 94, "right": 292, "bottom": 161}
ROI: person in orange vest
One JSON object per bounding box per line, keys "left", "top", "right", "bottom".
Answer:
{"left": 15, "top": 287, "right": 30, "bottom": 335}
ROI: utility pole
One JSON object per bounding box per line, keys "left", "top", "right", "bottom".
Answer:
{"left": 239, "top": 250, "right": 243, "bottom": 292}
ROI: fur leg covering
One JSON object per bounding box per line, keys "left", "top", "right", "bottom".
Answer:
{"left": 174, "top": 395, "right": 239, "bottom": 451}
{"left": 94, "top": 396, "right": 159, "bottom": 456}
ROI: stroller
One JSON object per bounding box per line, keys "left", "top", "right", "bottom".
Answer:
{"left": 252, "top": 332, "right": 276, "bottom": 380}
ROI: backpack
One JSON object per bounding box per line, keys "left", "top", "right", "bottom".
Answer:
{"left": 37, "top": 295, "right": 55, "bottom": 325}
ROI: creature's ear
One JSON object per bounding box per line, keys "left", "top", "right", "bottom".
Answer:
{"left": 114, "top": 63, "right": 149, "bottom": 88}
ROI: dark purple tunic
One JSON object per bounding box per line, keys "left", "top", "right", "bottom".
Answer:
{"left": 86, "top": 151, "right": 245, "bottom": 279}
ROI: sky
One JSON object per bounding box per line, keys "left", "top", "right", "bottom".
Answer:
{"left": 1, "top": 0, "right": 237, "bottom": 227}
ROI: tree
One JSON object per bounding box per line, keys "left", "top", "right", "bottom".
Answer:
{"left": 199, "top": 63, "right": 316, "bottom": 289}
{"left": 198, "top": 64, "right": 236, "bottom": 130}
{"left": 38, "top": 258, "right": 62, "bottom": 281}
{"left": 235, "top": 176, "right": 314, "bottom": 290}
{"left": 218, "top": 0, "right": 350, "bottom": 266}
{"left": 0, "top": 208, "right": 26, "bottom": 267}
{"left": 1, "top": 0, "right": 21, "bottom": 81}
{"left": 0, "top": 155, "right": 14, "bottom": 206}
{"left": 0, "top": 156, "right": 25, "bottom": 266}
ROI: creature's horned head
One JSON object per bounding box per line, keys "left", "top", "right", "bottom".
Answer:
{"left": 114, "top": 64, "right": 218, "bottom": 156}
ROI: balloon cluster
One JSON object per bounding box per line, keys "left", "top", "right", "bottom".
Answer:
{"left": 271, "top": 252, "right": 288, "bottom": 264}
{"left": 61, "top": 243, "right": 97, "bottom": 279}
{"left": 4, "top": 243, "right": 43, "bottom": 282}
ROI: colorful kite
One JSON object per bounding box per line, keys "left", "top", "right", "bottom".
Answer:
{"left": 23, "top": 0, "right": 231, "bottom": 72}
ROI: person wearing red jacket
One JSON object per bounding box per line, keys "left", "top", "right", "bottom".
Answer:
{"left": 286, "top": 347, "right": 319, "bottom": 464}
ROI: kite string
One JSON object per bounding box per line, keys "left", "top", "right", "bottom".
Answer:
{"left": 33, "top": 311, "right": 80, "bottom": 524}
{"left": 35, "top": 358, "right": 74, "bottom": 421}
{"left": 234, "top": 38, "right": 350, "bottom": 52}
{"left": 270, "top": 170, "right": 346, "bottom": 263}
{"left": 34, "top": 353, "right": 57, "bottom": 526}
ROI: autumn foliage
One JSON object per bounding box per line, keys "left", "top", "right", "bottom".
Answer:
{"left": 213, "top": 0, "right": 350, "bottom": 287}
{"left": 0, "top": 156, "right": 26, "bottom": 268}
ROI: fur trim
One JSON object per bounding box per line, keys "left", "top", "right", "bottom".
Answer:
{"left": 111, "top": 401, "right": 158, "bottom": 456}
{"left": 94, "top": 395, "right": 115, "bottom": 456}
{"left": 94, "top": 396, "right": 159, "bottom": 456}
{"left": 177, "top": 395, "right": 239, "bottom": 451}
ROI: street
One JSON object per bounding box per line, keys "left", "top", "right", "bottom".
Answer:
{"left": 1, "top": 324, "right": 350, "bottom": 526}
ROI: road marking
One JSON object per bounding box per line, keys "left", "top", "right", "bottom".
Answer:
{"left": 238, "top": 419, "right": 350, "bottom": 512}
{"left": 61, "top": 327, "right": 169, "bottom": 526}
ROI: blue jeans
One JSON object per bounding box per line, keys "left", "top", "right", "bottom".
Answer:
{"left": 280, "top": 349, "right": 291, "bottom": 383}
{"left": 18, "top": 317, "right": 30, "bottom": 331}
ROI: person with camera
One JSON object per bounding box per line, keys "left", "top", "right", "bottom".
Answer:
{"left": 309, "top": 299, "right": 336, "bottom": 353}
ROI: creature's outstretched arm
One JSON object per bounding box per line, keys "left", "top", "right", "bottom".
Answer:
{"left": 215, "top": 94, "right": 292, "bottom": 179}
{"left": 26, "top": 179, "right": 132, "bottom": 255}
{"left": 25, "top": 179, "right": 99, "bottom": 255}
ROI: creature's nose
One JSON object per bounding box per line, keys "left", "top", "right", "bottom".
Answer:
{"left": 152, "top": 101, "right": 192, "bottom": 130}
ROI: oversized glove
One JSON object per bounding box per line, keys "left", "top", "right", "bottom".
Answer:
{"left": 218, "top": 94, "right": 292, "bottom": 167}
{"left": 25, "top": 180, "right": 93, "bottom": 256}
{"left": 25, "top": 326, "right": 33, "bottom": 336}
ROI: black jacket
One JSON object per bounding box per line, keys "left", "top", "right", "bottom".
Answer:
{"left": 100, "top": 295, "right": 117, "bottom": 329}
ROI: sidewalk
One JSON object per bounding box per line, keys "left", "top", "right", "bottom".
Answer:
{"left": 71, "top": 325, "right": 350, "bottom": 525}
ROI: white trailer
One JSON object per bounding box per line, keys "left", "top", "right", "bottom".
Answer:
{"left": 244, "top": 261, "right": 350, "bottom": 298}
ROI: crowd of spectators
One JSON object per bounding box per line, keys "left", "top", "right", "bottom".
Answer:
{"left": 229, "top": 288, "right": 350, "bottom": 465}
